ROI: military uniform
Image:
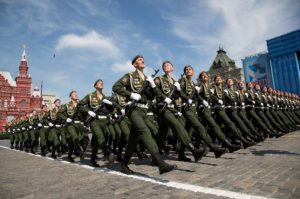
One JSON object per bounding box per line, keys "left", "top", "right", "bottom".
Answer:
{"left": 113, "top": 69, "right": 175, "bottom": 174}
{"left": 77, "top": 91, "right": 116, "bottom": 165}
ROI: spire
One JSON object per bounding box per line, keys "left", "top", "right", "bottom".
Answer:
{"left": 21, "top": 44, "right": 27, "bottom": 61}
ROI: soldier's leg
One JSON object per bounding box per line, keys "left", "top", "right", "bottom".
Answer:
{"left": 39, "top": 128, "right": 48, "bottom": 156}
{"left": 67, "top": 124, "right": 80, "bottom": 162}
{"left": 117, "top": 119, "right": 131, "bottom": 161}
{"left": 229, "top": 110, "right": 255, "bottom": 139}
{"left": 145, "top": 117, "right": 158, "bottom": 137}
{"left": 10, "top": 133, "right": 14, "bottom": 149}
{"left": 265, "top": 110, "right": 284, "bottom": 131}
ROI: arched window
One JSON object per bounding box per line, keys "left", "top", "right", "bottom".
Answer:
{"left": 21, "top": 99, "right": 26, "bottom": 108}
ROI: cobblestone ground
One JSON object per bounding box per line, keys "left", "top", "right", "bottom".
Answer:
{"left": 0, "top": 131, "right": 300, "bottom": 199}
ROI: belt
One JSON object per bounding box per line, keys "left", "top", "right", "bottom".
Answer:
{"left": 136, "top": 103, "right": 148, "bottom": 109}
{"left": 55, "top": 125, "right": 61, "bottom": 128}
{"left": 183, "top": 103, "right": 196, "bottom": 107}
{"left": 98, "top": 115, "right": 107, "bottom": 119}
{"left": 29, "top": 126, "right": 32, "bottom": 129}
{"left": 147, "top": 112, "right": 154, "bottom": 116}
{"left": 167, "top": 104, "right": 175, "bottom": 108}
{"left": 44, "top": 126, "right": 49, "bottom": 128}
{"left": 74, "top": 121, "right": 81, "bottom": 124}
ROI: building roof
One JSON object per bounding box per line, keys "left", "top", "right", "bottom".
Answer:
{"left": 0, "top": 71, "right": 16, "bottom": 86}
{"left": 209, "top": 47, "right": 237, "bottom": 71}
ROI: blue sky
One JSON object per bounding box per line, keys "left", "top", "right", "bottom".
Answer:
{"left": 0, "top": 0, "right": 299, "bottom": 102}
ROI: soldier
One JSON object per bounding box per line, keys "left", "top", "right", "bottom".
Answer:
{"left": 77, "top": 79, "right": 116, "bottom": 167}
{"left": 224, "top": 78, "right": 258, "bottom": 142}
{"left": 154, "top": 61, "right": 206, "bottom": 162}
{"left": 197, "top": 71, "right": 240, "bottom": 152}
{"left": 236, "top": 81, "right": 265, "bottom": 141}
{"left": 7, "top": 122, "right": 14, "bottom": 149}
{"left": 48, "top": 99, "right": 62, "bottom": 159}
{"left": 113, "top": 54, "right": 176, "bottom": 174}
{"left": 28, "top": 110, "right": 38, "bottom": 154}
{"left": 211, "top": 75, "right": 254, "bottom": 147}
{"left": 57, "top": 91, "right": 84, "bottom": 162}
{"left": 38, "top": 105, "right": 50, "bottom": 156}
{"left": 178, "top": 65, "right": 227, "bottom": 159}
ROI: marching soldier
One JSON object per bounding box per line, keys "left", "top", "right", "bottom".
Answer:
{"left": 38, "top": 105, "right": 50, "bottom": 156}
{"left": 197, "top": 71, "right": 240, "bottom": 152}
{"left": 57, "top": 91, "right": 84, "bottom": 162}
{"left": 77, "top": 79, "right": 116, "bottom": 167}
{"left": 113, "top": 54, "right": 176, "bottom": 174}
{"left": 178, "top": 65, "right": 227, "bottom": 159}
{"left": 154, "top": 61, "right": 206, "bottom": 162}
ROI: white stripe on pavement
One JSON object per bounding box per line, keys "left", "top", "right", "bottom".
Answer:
{"left": 0, "top": 145, "right": 273, "bottom": 199}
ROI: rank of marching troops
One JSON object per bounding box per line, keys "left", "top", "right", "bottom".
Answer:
{"left": 5, "top": 54, "right": 300, "bottom": 175}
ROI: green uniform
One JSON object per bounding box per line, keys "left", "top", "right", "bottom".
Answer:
{"left": 113, "top": 69, "right": 176, "bottom": 174}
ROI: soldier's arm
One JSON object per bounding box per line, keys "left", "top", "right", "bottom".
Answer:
{"left": 77, "top": 94, "right": 91, "bottom": 113}
{"left": 154, "top": 77, "right": 167, "bottom": 102}
{"left": 178, "top": 78, "right": 190, "bottom": 102}
{"left": 112, "top": 74, "right": 131, "bottom": 98}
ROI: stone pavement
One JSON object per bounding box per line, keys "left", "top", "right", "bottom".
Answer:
{"left": 0, "top": 131, "right": 300, "bottom": 199}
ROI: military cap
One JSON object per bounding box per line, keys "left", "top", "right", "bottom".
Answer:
{"left": 131, "top": 54, "right": 144, "bottom": 65}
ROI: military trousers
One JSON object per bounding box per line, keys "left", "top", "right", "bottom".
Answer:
{"left": 39, "top": 127, "right": 48, "bottom": 147}
{"left": 183, "top": 106, "right": 213, "bottom": 145}
{"left": 227, "top": 108, "right": 252, "bottom": 138}
{"left": 214, "top": 108, "right": 242, "bottom": 138}
{"left": 247, "top": 108, "right": 269, "bottom": 131}
{"left": 48, "top": 127, "right": 60, "bottom": 146}
{"left": 124, "top": 108, "right": 159, "bottom": 160}
{"left": 157, "top": 108, "right": 191, "bottom": 150}
{"left": 199, "top": 107, "right": 227, "bottom": 141}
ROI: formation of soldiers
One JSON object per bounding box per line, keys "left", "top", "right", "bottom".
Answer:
{"left": 5, "top": 55, "right": 300, "bottom": 175}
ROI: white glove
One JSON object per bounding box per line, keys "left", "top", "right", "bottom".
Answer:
{"left": 195, "top": 86, "right": 200, "bottom": 93}
{"left": 224, "top": 89, "right": 228, "bottom": 95}
{"left": 235, "top": 91, "right": 239, "bottom": 96}
{"left": 121, "top": 109, "right": 126, "bottom": 116}
{"left": 176, "top": 112, "right": 182, "bottom": 117}
{"left": 241, "top": 102, "right": 245, "bottom": 106}
{"left": 130, "top": 93, "right": 141, "bottom": 101}
{"left": 203, "top": 100, "right": 209, "bottom": 107}
{"left": 146, "top": 76, "right": 156, "bottom": 88}
{"left": 188, "top": 99, "right": 193, "bottom": 104}
{"left": 174, "top": 82, "right": 181, "bottom": 91}
{"left": 38, "top": 123, "right": 42, "bottom": 127}
{"left": 260, "top": 103, "right": 264, "bottom": 106}
{"left": 210, "top": 89, "right": 215, "bottom": 94}
{"left": 245, "top": 93, "right": 249, "bottom": 98}
{"left": 164, "top": 97, "right": 172, "bottom": 104}
{"left": 22, "top": 127, "right": 25, "bottom": 130}
{"left": 66, "top": 118, "right": 72, "bottom": 123}
{"left": 102, "top": 99, "right": 112, "bottom": 105}
{"left": 114, "top": 113, "right": 118, "bottom": 118}
{"left": 252, "top": 101, "right": 256, "bottom": 104}
{"left": 88, "top": 111, "right": 96, "bottom": 117}
{"left": 49, "top": 122, "right": 54, "bottom": 127}
{"left": 218, "top": 99, "right": 223, "bottom": 105}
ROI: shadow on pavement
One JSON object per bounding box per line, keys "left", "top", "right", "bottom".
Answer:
{"left": 250, "top": 149, "right": 300, "bottom": 157}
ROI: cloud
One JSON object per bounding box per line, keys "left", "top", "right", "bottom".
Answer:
{"left": 165, "top": 0, "right": 300, "bottom": 67}
{"left": 55, "top": 30, "right": 122, "bottom": 58}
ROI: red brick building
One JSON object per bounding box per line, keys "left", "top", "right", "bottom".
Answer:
{"left": 0, "top": 47, "right": 42, "bottom": 132}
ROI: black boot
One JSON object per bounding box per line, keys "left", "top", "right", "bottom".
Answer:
{"left": 51, "top": 145, "right": 57, "bottom": 159}
{"left": 56, "top": 145, "right": 62, "bottom": 157}
{"left": 31, "top": 142, "right": 36, "bottom": 154}
{"left": 208, "top": 144, "right": 228, "bottom": 158}
{"left": 121, "top": 156, "right": 134, "bottom": 174}
{"left": 178, "top": 145, "right": 191, "bottom": 162}
{"left": 68, "top": 142, "right": 75, "bottom": 163}
{"left": 240, "top": 137, "right": 255, "bottom": 148}
{"left": 15, "top": 143, "right": 19, "bottom": 150}
{"left": 101, "top": 143, "right": 114, "bottom": 163}
{"left": 152, "top": 153, "right": 176, "bottom": 175}
{"left": 187, "top": 143, "right": 204, "bottom": 162}
{"left": 41, "top": 146, "right": 47, "bottom": 156}
{"left": 222, "top": 140, "right": 241, "bottom": 153}
{"left": 19, "top": 142, "right": 23, "bottom": 151}
{"left": 74, "top": 139, "right": 84, "bottom": 160}
{"left": 10, "top": 143, "right": 14, "bottom": 149}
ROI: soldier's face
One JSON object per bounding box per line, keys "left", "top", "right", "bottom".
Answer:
{"left": 43, "top": 106, "right": 48, "bottom": 112}
{"left": 71, "top": 92, "right": 78, "bottom": 100}
{"left": 185, "top": 67, "right": 194, "bottom": 77}
{"left": 134, "top": 57, "right": 145, "bottom": 70}
{"left": 95, "top": 81, "right": 103, "bottom": 90}
{"left": 247, "top": 82, "right": 253, "bottom": 89}
{"left": 33, "top": 110, "right": 37, "bottom": 116}
{"left": 163, "top": 63, "right": 173, "bottom": 73}
{"left": 238, "top": 82, "right": 244, "bottom": 89}
{"left": 227, "top": 79, "right": 233, "bottom": 87}
{"left": 54, "top": 100, "right": 61, "bottom": 107}
{"left": 215, "top": 76, "right": 222, "bottom": 85}
{"left": 267, "top": 88, "right": 272, "bottom": 93}
{"left": 200, "top": 73, "right": 209, "bottom": 82}
{"left": 255, "top": 85, "right": 260, "bottom": 91}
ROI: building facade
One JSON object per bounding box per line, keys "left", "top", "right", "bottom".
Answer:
{"left": 242, "top": 52, "right": 273, "bottom": 88}
{"left": 42, "top": 94, "right": 57, "bottom": 110}
{"left": 0, "top": 47, "right": 43, "bottom": 132}
{"left": 267, "top": 29, "right": 300, "bottom": 95}
{"left": 208, "top": 47, "right": 243, "bottom": 85}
